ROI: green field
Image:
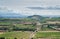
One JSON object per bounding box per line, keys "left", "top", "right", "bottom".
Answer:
{"left": 15, "top": 24, "right": 36, "bottom": 31}
{"left": 0, "top": 31, "right": 31, "bottom": 39}
{"left": 41, "top": 27, "right": 56, "bottom": 31}
{"left": 0, "top": 18, "right": 37, "bottom": 31}
{"left": 0, "top": 31, "right": 60, "bottom": 39}
{"left": 34, "top": 32, "right": 60, "bottom": 39}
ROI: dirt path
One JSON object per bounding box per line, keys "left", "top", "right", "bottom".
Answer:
{"left": 29, "top": 31, "right": 36, "bottom": 39}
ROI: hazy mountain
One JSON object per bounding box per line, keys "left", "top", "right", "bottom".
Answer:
{"left": 0, "top": 7, "right": 25, "bottom": 18}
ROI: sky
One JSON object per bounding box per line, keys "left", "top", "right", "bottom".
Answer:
{"left": 0, "top": 0, "right": 60, "bottom": 16}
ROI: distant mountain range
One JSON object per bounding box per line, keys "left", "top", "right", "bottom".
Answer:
{"left": 0, "top": 7, "right": 25, "bottom": 18}
{"left": 0, "top": 12, "right": 25, "bottom": 18}
{"left": 0, "top": 7, "right": 60, "bottom": 18}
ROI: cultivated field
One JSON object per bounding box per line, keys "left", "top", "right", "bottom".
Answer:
{"left": 34, "top": 32, "right": 60, "bottom": 39}
{"left": 0, "top": 18, "right": 60, "bottom": 39}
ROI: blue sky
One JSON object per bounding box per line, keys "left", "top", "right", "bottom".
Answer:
{"left": 0, "top": 0, "right": 60, "bottom": 16}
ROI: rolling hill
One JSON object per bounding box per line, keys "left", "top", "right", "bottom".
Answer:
{"left": 28, "top": 15, "right": 45, "bottom": 21}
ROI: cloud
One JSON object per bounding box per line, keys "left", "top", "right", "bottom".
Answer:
{"left": 0, "top": 0, "right": 60, "bottom": 6}
{"left": 0, "top": 0, "right": 60, "bottom": 16}
{"left": 27, "top": 6, "right": 60, "bottom": 10}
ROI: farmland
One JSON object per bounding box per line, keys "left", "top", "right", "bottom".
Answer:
{"left": 0, "top": 31, "right": 31, "bottom": 39}
{"left": 0, "top": 31, "right": 60, "bottom": 39}
{"left": 0, "top": 15, "right": 60, "bottom": 39}
{"left": 34, "top": 32, "right": 60, "bottom": 39}
{"left": 0, "top": 18, "right": 37, "bottom": 32}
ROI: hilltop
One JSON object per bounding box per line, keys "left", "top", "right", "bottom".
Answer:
{"left": 28, "top": 15, "right": 46, "bottom": 21}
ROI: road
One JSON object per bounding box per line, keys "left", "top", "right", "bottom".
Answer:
{"left": 29, "top": 31, "right": 36, "bottom": 39}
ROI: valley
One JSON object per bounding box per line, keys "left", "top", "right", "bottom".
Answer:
{"left": 0, "top": 15, "right": 60, "bottom": 39}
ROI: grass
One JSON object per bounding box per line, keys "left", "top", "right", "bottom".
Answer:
{"left": 41, "top": 27, "right": 56, "bottom": 31}
{"left": 16, "top": 24, "right": 36, "bottom": 29}
{"left": 0, "top": 31, "right": 31, "bottom": 39}
{"left": 35, "top": 32, "right": 60, "bottom": 39}
{"left": 0, "top": 22, "right": 11, "bottom": 25}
